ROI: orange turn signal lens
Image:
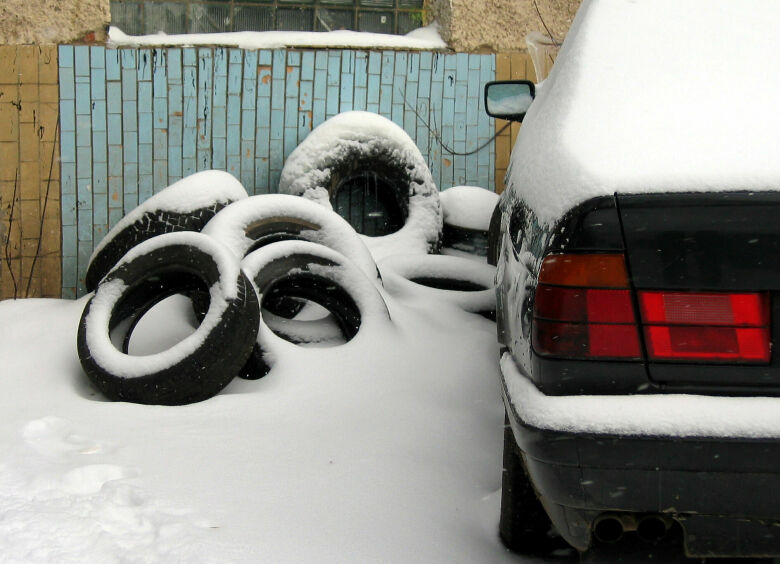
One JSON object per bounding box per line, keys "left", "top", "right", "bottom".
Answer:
{"left": 538, "top": 253, "right": 629, "bottom": 288}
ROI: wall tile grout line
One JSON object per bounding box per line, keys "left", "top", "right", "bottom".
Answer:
{"left": 50, "top": 47, "right": 497, "bottom": 299}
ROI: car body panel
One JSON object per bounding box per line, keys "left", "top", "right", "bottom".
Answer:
{"left": 493, "top": 189, "right": 780, "bottom": 555}
{"left": 501, "top": 368, "right": 780, "bottom": 556}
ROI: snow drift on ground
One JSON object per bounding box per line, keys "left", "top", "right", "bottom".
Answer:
{"left": 508, "top": 0, "right": 780, "bottom": 225}
{"left": 439, "top": 186, "right": 499, "bottom": 231}
{"left": 0, "top": 269, "right": 519, "bottom": 562}
{"left": 379, "top": 254, "right": 496, "bottom": 316}
{"left": 108, "top": 23, "right": 447, "bottom": 50}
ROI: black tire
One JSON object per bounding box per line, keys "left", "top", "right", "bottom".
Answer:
{"left": 378, "top": 254, "right": 496, "bottom": 319}
{"left": 278, "top": 111, "right": 442, "bottom": 254}
{"left": 439, "top": 186, "right": 499, "bottom": 258}
{"left": 77, "top": 232, "right": 259, "bottom": 405}
{"left": 261, "top": 310, "right": 345, "bottom": 345}
{"left": 441, "top": 223, "right": 491, "bottom": 257}
{"left": 240, "top": 241, "right": 391, "bottom": 379}
{"left": 500, "top": 416, "right": 563, "bottom": 555}
{"left": 85, "top": 170, "right": 248, "bottom": 291}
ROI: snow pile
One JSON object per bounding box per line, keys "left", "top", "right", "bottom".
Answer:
{"left": 0, "top": 142, "right": 519, "bottom": 559}
{"left": 279, "top": 111, "right": 442, "bottom": 260}
{"left": 108, "top": 23, "right": 447, "bottom": 50}
{"left": 379, "top": 254, "right": 496, "bottom": 315}
{"left": 509, "top": 0, "right": 780, "bottom": 225}
{"left": 0, "top": 414, "right": 218, "bottom": 563}
{"left": 0, "top": 280, "right": 507, "bottom": 561}
{"left": 502, "top": 354, "right": 780, "bottom": 439}
{"left": 0, "top": 298, "right": 228, "bottom": 563}
{"left": 439, "top": 186, "right": 499, "bottom": 231}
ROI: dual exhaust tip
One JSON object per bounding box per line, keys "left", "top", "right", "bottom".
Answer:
{"left": 593, "top": 513, "right": 674, "bottom": 544}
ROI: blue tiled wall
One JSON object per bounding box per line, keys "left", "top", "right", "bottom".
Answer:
{"left": 58, "top": 46, "right": 496, "bottom": 297}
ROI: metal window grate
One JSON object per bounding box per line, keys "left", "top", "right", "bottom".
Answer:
{"left": 110, "top": 0, "right": 425, "bottom": 35}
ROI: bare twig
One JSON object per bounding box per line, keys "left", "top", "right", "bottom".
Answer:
{"left": 399, "top": 89, "right": 510, "bottom": 156}
{"left": 532, "top": 0, "right": 560, "bottom": 46}
{"left": 4, "top": 168, "right": 19, "bottom": 299}
{"left": 25, "top": 115, "right": 60, "bottom": 297}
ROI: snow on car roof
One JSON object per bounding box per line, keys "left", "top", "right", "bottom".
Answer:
{"left": 508, "top": 0, "right": 780, "bottom": 225}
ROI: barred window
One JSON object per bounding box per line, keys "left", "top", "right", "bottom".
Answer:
{"left": 111, "top": 0, "right": 426, "bottom": 36}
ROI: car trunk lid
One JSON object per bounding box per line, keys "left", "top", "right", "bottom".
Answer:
{"left": 617, "top": 191, "right": 780, "bottom": 392}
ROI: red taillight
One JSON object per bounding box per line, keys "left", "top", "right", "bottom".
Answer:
{"left": 533, "top": 254, "right": 641, "bottom": 360}
{"left": 539, "top": 253, "right": 629, "bottom": 288}
{"left": 533, "top": 320, "right": 641, "bottom": 358}
{"left": 535, "top": 286, "right": 635, "bottom": 323}
{"left": 532, "top": 254, "right": 772, "bottom": 364}
{"left": 639, "top": 291, "right": 771, "bottom": 363}
{"left": 639, "top": 291, "right": 769, "bottom": 326}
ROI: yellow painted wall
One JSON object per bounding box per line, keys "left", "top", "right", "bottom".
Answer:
{"left": 0, "top": 45, "right": 61, "bottom": 300}
{"left": 495, "top": 52, "right": 533, "bottom": 194}
{"left": 494, "top": 50, "right": 556, "bottom": 194}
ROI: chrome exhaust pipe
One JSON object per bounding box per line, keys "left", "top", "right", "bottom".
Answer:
{"left": 636, "top": 515, "right": 673, "bottom": 543}
{"left": 593, "top": 514, "right": 627, "bottom": 544}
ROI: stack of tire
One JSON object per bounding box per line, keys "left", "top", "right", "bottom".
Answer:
{"left": 77, "top": 112, "right": 496, "bottom": 406}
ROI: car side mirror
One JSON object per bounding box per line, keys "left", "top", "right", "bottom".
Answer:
{"left": 484, "top": 80, "right": 535, "bottom": 122}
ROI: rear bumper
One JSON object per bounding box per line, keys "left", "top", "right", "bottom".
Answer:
{"left": 500, "top": 354, "right": 780, "bottom": 557}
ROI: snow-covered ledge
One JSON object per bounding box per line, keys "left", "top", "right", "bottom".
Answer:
{"left": 108, "top": 23, "right": 448, "bottom": 50}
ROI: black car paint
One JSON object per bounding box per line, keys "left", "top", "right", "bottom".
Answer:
{"left": 497, "top": 191, "right": 780, "bottom": 397}
{"left": 495, "top": 189, "right": 780, "bottom": 555}
{"left": 504, "top": 389, "right": 780, "bottom": 557}
{"left": 620, "top": 192, "right": 780, "bottom": 392}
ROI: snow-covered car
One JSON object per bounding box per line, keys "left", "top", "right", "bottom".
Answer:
{"left": 485, "top": 0, "right": 780, "bottom": 558}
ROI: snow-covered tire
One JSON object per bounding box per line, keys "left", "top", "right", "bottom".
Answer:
{"left": 201, "top": 193, "right": 379, "bottom": 282}
{"left": 240, "top": 241, "right": 391, "bottom": 379}
{"left": 440, "top": 186, "right": 499, "bottom": 258}
{"left": 85, "top": 171, "right": 248, "bottom": 291}
{"left": 278, "top": 111, "right": 442, "bottom": 256}
{"left": 202, "top": 193, "right": 380, "bottom": 320}
{"left": 77, "top": 232, "right": 259, "bottom": 405}
{"left": 379, "top": 254, "right": 496, "bottom": 319}
{"left": 261, "top": 309, "right": 345, "bottom": 346}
